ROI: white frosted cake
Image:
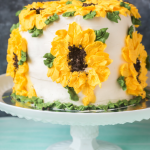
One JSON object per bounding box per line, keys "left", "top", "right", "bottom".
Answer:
{"left": 6, "top": 0, "right": 149, "bottom": 110}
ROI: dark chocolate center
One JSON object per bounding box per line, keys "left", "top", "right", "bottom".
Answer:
{"left": 30, "top": 7, "right": 45, "bottom": 14}
{"left": 68, "top": 45, "right": 87, "bottom": 72}
{"left": 13, "top": 52, "right": 18, "bottom": 69}
{"left": 134, "top": 58, "right": 141, "bottom": 83}
{"left": 82, "top": 3, "right": 96, "bottom": 7}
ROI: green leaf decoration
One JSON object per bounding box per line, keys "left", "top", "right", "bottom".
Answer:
{"left": 97, "top": 105, "right": 108, "bottom": 111}
{"left": 64, "top": 103, "right": 75, "bottom": 110}
{"left": 120, "top": 2, "right": 131, "bottom": 10}
{"left": 54, "top": 101, "right": 66, "bottom": 109}
{"left": 144, "top": 88, "right": 150, "bottom": 99}
{"left": 117, "top": 76, "right": 127, "bottom": 91}
{"left": 43, "top": 53, "right": 56, "bottom": 68}
{"left": 146, "top": 55, "right": 150, "bottom": 70}
{"left": 11, "top": 93, "right": 44, "bottom": 105}
{"left": 66, "top": 1, "right": 72, "bottom": 5}
{"left": 128, "top": 25, "right": 134, "bottom": 38}
{"left": 65, "top": 86, "right": 79, "bottom": 101}
{"left": 10, "top": 22, "right": 20, "bottom": 33}
{"left": 95, "top": 28, "right": 110, "bottom": 43}
{"left": 16, "top": 7, "right": 27, "bottom": 16}
{"left": 18, "top": 50, "right": 27, "bottom": 65}
{"left": 62, "top": 11, "right": 76, "bottom": 17}
{"left": 32, "top": 29, "right": 43, "bottom": 37}
{"left": 129, "top": 96, "right": 142, "bottom": 105}
{"left": 79, "top": 0, "right": 86, "bottom": 2}
{"left": 28, "top": 27, "right": 43, "bottom": 37}
{"left": 45, "top": 13, "right": 59, "bottom": 25}
{"left": 11, "top": 91, "right": 144, "bottom": 111}
{"left": 89, "top": 105, "right": 97, "bottom": 110}
{"left": 108, "top": 101, "right": 118, "bottom": 109}
{"left": 28, "top": 27, "right": 36, "bottom": 33}
{"left": 107, "top": 11, "right": 121, "bottom": 23}
{"left": 131, "top": 16, "right": 142, "bottom": 26}
{"left": 83, "top": 11, "right": 96, "bottom": 20}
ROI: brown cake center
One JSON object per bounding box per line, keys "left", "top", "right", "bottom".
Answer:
{"left": 134, "top": 58, "right": 141, "bottom": 83}
{"left": 30, "top": 8, "right": 45, "bottom": 14}
{"left": 68, "top": 45, "right": 88, "bottom": 72}
{"left": 82, "top": 3, "right": 96, "bottom": 7}
{"left": 13, "top": 52, "right": 18, "bottom": 69}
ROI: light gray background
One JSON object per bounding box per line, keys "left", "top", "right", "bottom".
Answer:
{"left": 0, "top": 0, "right": 150, "bottom": 116}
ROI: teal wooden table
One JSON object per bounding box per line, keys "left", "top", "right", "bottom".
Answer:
{"left": 0, "top": 117, "right": 150, "bottom": 150}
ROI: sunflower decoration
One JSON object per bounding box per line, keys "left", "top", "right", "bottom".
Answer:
{"left": 17, "top": 0, "right": 142, "bottom": 32}
{"left": 120, "top": 29, "right": 148, "bottom": 99}
{"left": 19, "top": 2, "right": 47, "bottom": 31}
{"left": 6, "top": 28, "right": 37, "bottom": 98}
{"left": 44, "top": 22, "right": 113, "bottom": 106}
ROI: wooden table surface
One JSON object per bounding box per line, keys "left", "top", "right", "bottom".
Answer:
{"left": 0, "top": 117, "right": 150, "bottom": 150}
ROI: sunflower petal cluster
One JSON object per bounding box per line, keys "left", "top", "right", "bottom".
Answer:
{"left": 47, "top": 22, "right": 113, "bottom": 106}
{"left": 6, "top": 29, "right": 37, "bottom": 98}
{"left": 19, "top": 0, "right": 141, "bottom": 31}
{"left": 121, "top": 31, "right": 148, "bottom": 98}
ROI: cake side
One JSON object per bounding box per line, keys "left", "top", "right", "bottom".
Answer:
{"left": 6, "top": 0, "right": 150, "bottom": 110}
{"left": 20, "top": 14, "right": 133, "bottom": 106}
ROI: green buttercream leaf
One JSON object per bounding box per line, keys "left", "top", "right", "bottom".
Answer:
{"left": 11, "top": 92, "right": 143, "bottom": 111}
{"left": 131, "top": 16, "right": 142, "bottom": 26}
{"left": 16, "top": 10, "right": 22, "bottom": 16}
{"left": 66, "top": 1, "right": 72, "bottom": 5}
{"left": 83, "top": 11, "right": 96, "bottom": 20}
{"left": 45, "top": 13, "right": 59, "bottom": 25}
{"left": 121, "top": 100, "right": 129, "bottom": 106}
{"left": 129, "top": 96, "right": 142, "bottom": 105}
{"left": 32, "top": 29, "right": 43, "bottom": 37}
{"left": 11, "top": 93, "right": 16, "bottom": 99}
{"left": 23, "top": 7, "right": 27, "bottom": 10}
{"left": 16, "top": 7, "right": 27, "bottom": 16}
{"left": 10, "top": 22, "right": 20, "bottom": 33}
{"left": 79, "top": 0, "right": 86, "bottom": 2}
{"left": 11, "top": 93, "right": 44, "bottom": 106}
{"left": 28, "top": 27, "right": 43, "bottom": 37}
{"left": 43, "top": 53, "right": 56, "bottom": 68}
{"left": 54, "top": 101, "right": 66, "bottom": 109}
{"left": 89, "top": 105, "right": 97, "bottom": 110}
{"left": 64, "top": 103, "right": 75, "bottom": 110}
{"left": 144, "top": 88, "right": 150, "bottom": 99}
{"left": 120, "top": 2, "right": 131, "bottom": 10}
{"left": 18, "top": 50, "right": 27, "bottom": 65}
{"left": 107, "top": 11, "right": 121, "bottom": 23}
{"left": 108, "top": 101, "right": 118, "bottom": 109}
{"left": 28, "top": 27, "right": 36, "bottom": 33}
{"left": 95, "top": 28, "right": 110, "bottom": 43}
{"left": 77, "top": 105, "right": 88, "bottom": 111}
{"left": 62, "top": 11, "right": 76, "bottom": 17}
{"left": 117, "top": 76, "right": 127, "bottom": 91}
{"left": 128, "top": 25, "right": 134, "bottom": 38}
{"left": 146, "top": 55, "right": 150, "bottom": 70}
{"left": 97, "top": 105, "right": 108, "bottom": 111}
{"left": 65, "top": 86, "right": 79, "bottom": 101}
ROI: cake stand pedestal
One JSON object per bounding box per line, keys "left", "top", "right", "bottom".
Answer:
{"left": 1, "top": 74, "right": 150, "bottom": 150}
{"left": 47, "top": 126, "right": 121, "bottom": 150}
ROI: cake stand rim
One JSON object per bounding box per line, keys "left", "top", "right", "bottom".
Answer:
{"left": 1, "top": 74, "right": 150, "bottom": 126}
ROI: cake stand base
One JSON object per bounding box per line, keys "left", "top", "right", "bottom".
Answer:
{"left": 47, "top": 126, "right": 122, "bottom": 150}
{"left": 47, "top": 141, "right": 122, "bottom": 150}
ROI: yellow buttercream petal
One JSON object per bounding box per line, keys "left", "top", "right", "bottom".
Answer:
{"left": 88, "top": 69, "right": 101, "bottom": 87}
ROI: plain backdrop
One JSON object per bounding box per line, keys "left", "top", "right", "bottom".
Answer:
{"left": 0, "top": 0, "right": 150, "bottom": 116}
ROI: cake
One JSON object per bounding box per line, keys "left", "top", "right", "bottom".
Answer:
{"left": 6, "top": 0, "right": 150, "bottom": 111}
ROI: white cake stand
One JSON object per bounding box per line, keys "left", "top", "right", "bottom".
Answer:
{"left": 1, "top": 74, "right": 150, "bottom": 150}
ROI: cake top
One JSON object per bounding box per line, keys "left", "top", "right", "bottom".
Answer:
{"left": 15, "top": 0, "right": 141, "bottom": 32}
